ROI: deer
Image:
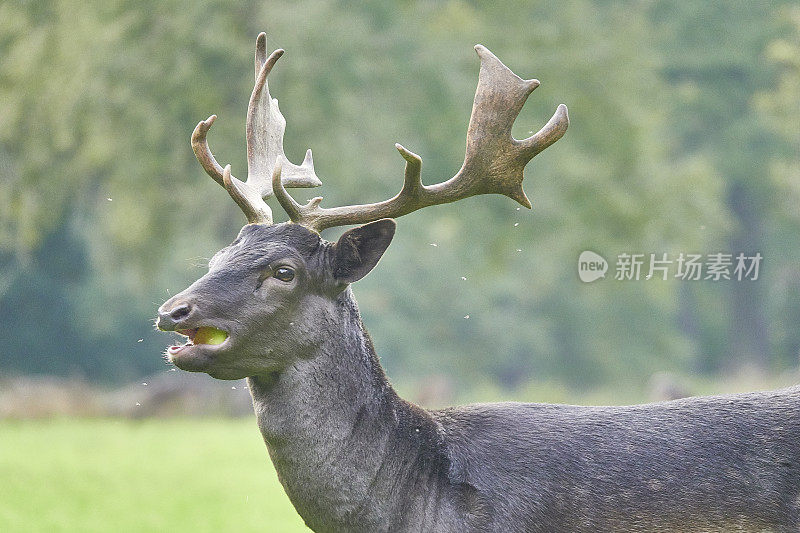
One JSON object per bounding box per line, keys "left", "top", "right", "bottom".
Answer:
{"left": 157, "top": 33, "right": 800, "bottom": 533}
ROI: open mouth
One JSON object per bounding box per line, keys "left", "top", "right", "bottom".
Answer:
{"left": 167, "top": 326, "right": 229, "bottom": 356}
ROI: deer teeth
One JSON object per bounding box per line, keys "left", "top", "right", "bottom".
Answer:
{"left": 176, "top": 328, "right": 199, "bottom": 342}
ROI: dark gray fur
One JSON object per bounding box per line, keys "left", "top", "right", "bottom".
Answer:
{"left": 158, "top": 221, "right": 800, "bottom": 532}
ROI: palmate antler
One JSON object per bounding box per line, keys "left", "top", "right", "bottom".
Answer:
{"left": 272, "top": 44, "right": 568, "bottom": 232}
{"left": 191, "top": 33, "right": 321, "bottom": 224}
{"left": 193, "top": 35, "right": 568, "bottom": 230}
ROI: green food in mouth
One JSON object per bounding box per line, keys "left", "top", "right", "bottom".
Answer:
{"left": 194, "top": 326, "right": 228, "bottom": 345}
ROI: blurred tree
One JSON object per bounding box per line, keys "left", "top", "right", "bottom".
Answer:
{"left": 646, "top": 0, "right": 796, "bottom": 372}
{"left": 0, "top": 0, "right": 795, "bottom": 398}
{"left": 756, "top": 5, "right": 800, "bottom": 369}
{"left": 0, "top": 0, "right": 263, "bottom": 379}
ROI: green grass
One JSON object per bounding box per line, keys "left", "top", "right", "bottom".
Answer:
{"left": 0, "top": 418, "right": 311, "bottom": 532}
{"left": 3, "top": 374, "right": 796, "bottom": 532}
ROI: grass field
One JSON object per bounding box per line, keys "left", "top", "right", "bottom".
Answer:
{"left": 3, "top": 373, "right": 796, "bottom": 532}
{"left": 0, "top": 418, "right": 311, "bottom": 532}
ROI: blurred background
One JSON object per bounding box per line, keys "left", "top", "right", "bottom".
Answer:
{"left": 1, "top": 0, "right": 799, "bottom": 530}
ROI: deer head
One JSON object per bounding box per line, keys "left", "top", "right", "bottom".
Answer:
{"left": 157, "top": 33, "right": 568, "bottom": 380}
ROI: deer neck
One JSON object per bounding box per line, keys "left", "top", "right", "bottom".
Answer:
{"left": 247, "top": 289, "right": 445, "bottom": 530}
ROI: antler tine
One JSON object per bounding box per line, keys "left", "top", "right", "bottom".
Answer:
{"left": 272, "top": 146, "right": 425, "bottom": 231}
{"left": 191, "top": 115, "right": 225, "bottom": 187}
{"left": 518, "top": 103, "right": 570, "bottom": 160}
{"left": 192, "top": 115, "right": 272, "bottom": 223}
{"left": 246, "top": 34, "right": 321, "bottom": 198}
{"left": 273, "top": 44, "right": 568, "bottom": 233}
{"left": 255, "top": 32, "right": 267, "bottom": 81}
{"left": 190, "top": 33, "right": 322, "bottom": 225}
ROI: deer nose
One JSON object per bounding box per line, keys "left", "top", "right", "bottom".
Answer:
{"left": 157, "top": 301, "right": 193, "bottom": 330}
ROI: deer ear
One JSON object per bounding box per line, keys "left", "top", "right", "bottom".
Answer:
{"left": 332, "top": 219, "right": 396, "bottom": 284}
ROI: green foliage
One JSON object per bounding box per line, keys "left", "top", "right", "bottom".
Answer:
{"left": 1, "top": 0, "right": 798, "bottom": 396}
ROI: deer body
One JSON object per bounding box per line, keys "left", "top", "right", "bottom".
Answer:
{"left": 244, "top": 273, "right": 800, "bottom": 533}
{"left": 157, "top": 33, "right": 800, "bottom": 531}
{"left": 246, "top": 291, "right": 462, "bottom": 533}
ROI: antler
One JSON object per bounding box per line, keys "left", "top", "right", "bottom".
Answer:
{"left": 191, "top": 33, "right": 321, "bottom": 224}
{"left": 272, "top": 45, "right": 568, "bottom": 233}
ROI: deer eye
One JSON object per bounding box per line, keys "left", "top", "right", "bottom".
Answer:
{"left": 274, "top": 267, "right": 295, "bottom": 282}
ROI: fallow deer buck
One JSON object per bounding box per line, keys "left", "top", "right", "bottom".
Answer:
{"left": 157, "top": 33, "right": 800, "bottom": 532}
